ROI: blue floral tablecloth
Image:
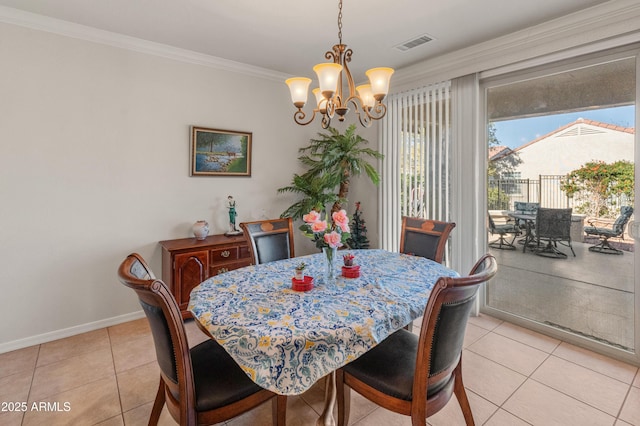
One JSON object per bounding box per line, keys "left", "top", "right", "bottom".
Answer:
{"left": 188, "top": 249, "right": 458, "bottom": 395}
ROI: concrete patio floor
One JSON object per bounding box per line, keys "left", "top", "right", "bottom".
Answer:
{"left": 486, "top": 238, "right": 635, "bottom": 351}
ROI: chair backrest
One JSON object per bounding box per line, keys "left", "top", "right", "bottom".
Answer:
{"left": 399, "top": 216, "right": 456, "bottom": 263}
{"left": 536, "top": 208, "right": 572, "bottom": 240}
{"left": 613, "top": 206, "right": 634, "bottom": 234}
{"left": 514, "top": 201, "right": 539, "bottom": 216}
{"left": 240, "top": 218, "right": 295, "bottom": 265}
{"left": 414, "top": 254, "right": 498, "bottom": 401}
{"left": 487, "top": 213, "right": 497, "bottom": 231}
{"left": 117, "top": 253, "right": 195, "bottom": 414}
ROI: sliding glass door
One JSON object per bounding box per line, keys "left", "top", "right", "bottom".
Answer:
{"left": 481, "top": 46, "right": 639, "bottom": 362}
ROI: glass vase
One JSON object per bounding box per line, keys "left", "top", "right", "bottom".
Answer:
{"left": 322, "top": 246, "right": 337, "bottom": 285}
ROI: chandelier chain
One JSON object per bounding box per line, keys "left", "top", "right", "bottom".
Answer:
{"left": 337, "top": 0, "right": 343, "bottom": 44}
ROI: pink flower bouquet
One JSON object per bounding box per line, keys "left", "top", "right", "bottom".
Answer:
{"left": 300, "top": 209, "right": 351, "bottom": 250}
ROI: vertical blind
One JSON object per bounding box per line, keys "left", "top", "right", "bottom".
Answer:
{"left": 379, "top": 81, "right": 452, "bottom": 252}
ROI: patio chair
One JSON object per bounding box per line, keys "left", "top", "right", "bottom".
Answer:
{"left": 488, "top": 213, "right": 521, "bottom": 250}
{"left": 584, "top": 206, "right": 634, "bottom": 255}
{"left": 513, "top": 201, "right": 539, "bottom": 232}
{"left": 535, "top": 208, "right": 575, "bottom": 258}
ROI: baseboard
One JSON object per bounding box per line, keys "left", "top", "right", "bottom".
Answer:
{"left": 0, "top": 310, "right": 146, "bottom": 354}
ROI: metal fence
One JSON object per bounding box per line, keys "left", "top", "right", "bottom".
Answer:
{"left": 489, "top": 176, "right": 564, "bottom": 210}
{"left": 488, "top": 175, "right": 629, "bottom": 217}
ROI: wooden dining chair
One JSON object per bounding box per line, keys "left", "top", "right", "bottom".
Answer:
{"left": 117, "top": 253, "right": 286, "bottom": 426}
{"left": 336, "top": 253, "right": 498, "bottom": 426}
{"left": 399, "top": 216, "right": 456, "bottom": 263}
{"left": 240, "top": 217, "right": 295, "bottom": 265}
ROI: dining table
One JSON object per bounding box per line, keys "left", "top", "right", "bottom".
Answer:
{"left": 188, "top": 248, "right": 459, "bottom": 425}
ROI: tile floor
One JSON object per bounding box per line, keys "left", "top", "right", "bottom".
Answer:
{"left": 1, "top": 313, "right": 638, "bottom": 425}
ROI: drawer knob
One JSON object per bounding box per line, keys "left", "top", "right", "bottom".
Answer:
{"left": 218, "top": 267, "right": 229, "bottom": 274}
{"left": 221, "top": 250, "right": 230, "bottom": 258}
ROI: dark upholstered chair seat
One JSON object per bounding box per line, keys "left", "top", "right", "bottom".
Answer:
{"left": 344, "top": 330, "right": 417, "bottom": 401}
{"left": 343, "top": 329, "right": 451, "bottom": 401}
{"left": 191, "top": 339, "right": 266, "bottom": 412}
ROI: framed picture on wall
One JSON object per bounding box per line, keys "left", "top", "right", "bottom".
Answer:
{"left": 190, "top": 126, "right": 252, "bottom": 176}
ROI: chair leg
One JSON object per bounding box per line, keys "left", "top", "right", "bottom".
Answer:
{"left": 336, "top": 369, "right": 350, "bottom": 426}
{"left": 489, "top": 233, "right": 517, "bottom": 250}
{"left": 149, "top": 377, "right": 166, "bottom": 426}
{"left": 271, "top": 394, "right": 287, "bottom": 426}
{"left": 452, "top": 360, "right": 475, "bottom": 426}
{"left": 588, "top": 237, "right": 624, "bottom": 255}
{"left": 535, "top": 239, "right": 567, "bottom": 258}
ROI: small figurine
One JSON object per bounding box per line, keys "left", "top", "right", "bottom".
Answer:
{"left": 343, "top": 253, "right": 355, "bottom": 267}
{"left": 225, "top": 195, "right": 242, "bottom": 236}
{"left": 294, "top": 262, "right": 306, "bottom": 280}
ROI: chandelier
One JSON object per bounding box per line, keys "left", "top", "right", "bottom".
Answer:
{"left": 285, "top": 0, "right": 394, "bottom": 128}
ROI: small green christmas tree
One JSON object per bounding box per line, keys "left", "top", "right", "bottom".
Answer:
{"left": 347, "top": 202, "right": 370, "bottom": 249}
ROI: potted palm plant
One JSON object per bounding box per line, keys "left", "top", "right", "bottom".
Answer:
{"left": 279, "top": 124, "right": 383, "bottom": 219}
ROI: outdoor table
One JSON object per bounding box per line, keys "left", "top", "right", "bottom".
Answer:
{"left": 508, "top": 212, "right": 537, "bottom": 252}
{"left": 188, "top": 248, "right": 458, "bottom": 423}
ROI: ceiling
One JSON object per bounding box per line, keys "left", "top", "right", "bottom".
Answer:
{"left": 0, "top": 0, "right": 610, "bottom": 80}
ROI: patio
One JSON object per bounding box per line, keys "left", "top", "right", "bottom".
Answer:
{"left": 486, "top": 239, "right": 635, "bottom": 351}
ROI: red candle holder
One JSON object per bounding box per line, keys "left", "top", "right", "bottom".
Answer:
{"left": 341, "top": 265, "right": 360, "bottom": 278}
{"left": 292, "top": 276, "right": 314, "bottom": 291}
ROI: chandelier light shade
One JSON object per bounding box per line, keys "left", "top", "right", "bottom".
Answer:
{"left": 285, "top": 77, "right": 312, "bottom": 108}
{"left": 285, "top": 0, "right": 394, "bottom": 128}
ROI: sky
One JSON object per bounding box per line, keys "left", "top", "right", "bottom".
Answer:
{"left": 491, "top": 105, "right": 636, "bottom": 149}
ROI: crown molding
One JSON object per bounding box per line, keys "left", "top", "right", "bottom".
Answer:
{"left": 0, "top": 5, "right": 290, "bottom": 83}
{"left": 393, "top": 0, "right": 640, "bottom": 90}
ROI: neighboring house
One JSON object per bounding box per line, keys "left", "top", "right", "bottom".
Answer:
{"left": 501, "top": 118, "right": 634, "bottom": 180}
{"left": 489, "top": 145, "right": 513, "bottom": 161}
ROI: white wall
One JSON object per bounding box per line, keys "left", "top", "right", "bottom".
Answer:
{"left": 515, "top": 126, "right": 634, "bottom": 180}
{"left": 0, "top": 21, "right": 327, "bottom": 350}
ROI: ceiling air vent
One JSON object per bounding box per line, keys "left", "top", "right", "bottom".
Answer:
{"left": 395, "top": 34, "right": 433, "bottom": 52}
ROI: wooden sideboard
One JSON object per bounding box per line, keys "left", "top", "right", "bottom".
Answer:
{"left": 159, "top": 233, "right": 251, "bottom": 318}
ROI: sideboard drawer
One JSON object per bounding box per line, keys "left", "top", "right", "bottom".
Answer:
{"left": 210, "top": 259, "right": 251, "bottom": 276}
{"left": 211, "top": 247, "right": 239, "bottom": 262}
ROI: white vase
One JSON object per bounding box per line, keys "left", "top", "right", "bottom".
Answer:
{"left": 192, "top": 220, "right": 209, "bottom": 240}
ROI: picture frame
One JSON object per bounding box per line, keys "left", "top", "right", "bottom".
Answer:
{"left": 190, "top": 126, "right": 252, "bottom": 176}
